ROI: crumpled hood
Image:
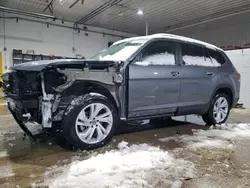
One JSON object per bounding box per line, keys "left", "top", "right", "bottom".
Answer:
{"left": 9, "top": 59, "right": 118, "bottom": 72}
{"left": 10, "top": 60, "right": 54, "bottom": 71}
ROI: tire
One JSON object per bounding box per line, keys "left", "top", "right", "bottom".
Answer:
{"left": 202, "top": 93, "right": 231, "bottom": 125}
{"left": 62, "top": 94, "right": 118, "bottom": 150}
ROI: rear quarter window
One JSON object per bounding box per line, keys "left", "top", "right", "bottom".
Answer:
{"left": 207, "top": 49, "right": 225, "bottom": 65}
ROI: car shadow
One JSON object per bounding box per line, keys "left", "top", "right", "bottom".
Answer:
{"left": 54, "top": 118, "right": 207, "bottom": 151}
{"left": 2, "top": 118, "right": 207, "bottom": 155}
{"left": 1, "top": 118, "right": 209, "bottom": 173}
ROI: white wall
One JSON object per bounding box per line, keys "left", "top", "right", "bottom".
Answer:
{"left": 171, "top": 13, "right": 250, "bottom": 107}
{"left": 0, "top": 15, "right": 134, "bottom": 71}
{"left": 226, "top": 49, "right": 250, "bottom": 108}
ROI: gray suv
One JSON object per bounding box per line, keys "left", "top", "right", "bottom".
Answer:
{"left": 2, "top": 34, "right": 240, "bottom": 150}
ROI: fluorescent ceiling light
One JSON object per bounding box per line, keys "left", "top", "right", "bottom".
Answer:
{"left": 137, "top": 9, "right": 143, "bottom": 15}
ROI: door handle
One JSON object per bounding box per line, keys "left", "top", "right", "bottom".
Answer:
{"left": 206, "top": 72, "right": 213, "bottom": 76}
{"left": 171, "top": 71, "right": 179, "bottom": 76}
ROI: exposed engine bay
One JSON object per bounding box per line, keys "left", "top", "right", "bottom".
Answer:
{"left": 1, "top": 59, "right": 124, "bottom": 140}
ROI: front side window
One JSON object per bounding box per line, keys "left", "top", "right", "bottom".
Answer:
{"left": 135, "top": 41, "right": 176, "bottom": 66}
{"left": 180, "top": 43, "right": 220, "bottom": 67}
{"left": 90, "top": 39, "right": 146, "bottom": 61}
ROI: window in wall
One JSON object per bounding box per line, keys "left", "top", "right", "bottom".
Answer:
{"left": 135, "top": 41, "right": 176, "bottom": 66}
{"left": 180, "top": 43, "right": 217, "bottom": 67}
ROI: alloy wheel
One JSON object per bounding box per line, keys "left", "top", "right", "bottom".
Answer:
{"left": 75, "top": 103, "right": 113, "bottom": 144}
{"left": 213, "top": 97, "right": 229, "bottom": 123}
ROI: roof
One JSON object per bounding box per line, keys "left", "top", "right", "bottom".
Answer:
{"left": 113, "top": 33, "right": 223, "bottom": 51}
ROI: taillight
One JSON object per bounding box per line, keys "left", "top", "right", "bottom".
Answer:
{"left": 235, "top": 72, "right": 241, "bottom": 80}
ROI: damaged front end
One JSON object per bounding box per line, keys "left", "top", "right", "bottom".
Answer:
{"left": 2, "top": 60, "right": 123, "bottom": 141}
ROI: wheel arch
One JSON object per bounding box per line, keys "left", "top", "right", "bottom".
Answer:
{"left": 61, "top": 80, "right": 119, "bottom": 113}
{"left": 211, "top": 84, "right": 234, "bottom": 108}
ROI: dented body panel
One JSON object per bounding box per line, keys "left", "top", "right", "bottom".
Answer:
{"left": 2, "top": 59, "right": 124, "bottom": 130}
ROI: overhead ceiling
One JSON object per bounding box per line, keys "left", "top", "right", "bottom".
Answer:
{"left": 1, "top": 0, "right": 250, "bottom": 35}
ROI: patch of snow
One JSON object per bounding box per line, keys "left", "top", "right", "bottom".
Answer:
{"left": 142, "top": 119, "right": 150, "bottom": 124}
{"left": 89, "top": 92, "right": 105, "bottom": 97}
{"left": 183, "top": 55, "right": 220, "bottom": 67}
{"left": 65, "top": 95, "right": 88, "bottom": 115}
{"left": 0, "top": 165, "right": 15, "bottom": 178}
{"left": 160, "top": 123, "right": 250, "bottom": 149}
{"left": 3, "top": 69, "right": 14, "bottom": 74}
{"left": 8, "top": 143, "right": 15, "bottom": 147}
{"left": 29, "top": 174, "right": 37, "bottom": 178}
{"left": 160, "top": 135, "right": 230, "bottom": 149}
{"left": 43, "top": 143, "right": 194, "bottom": 188}
{"left": 135, "top": 53, "right": 175, "bottom": 66}
{"left": 187, "top": 138, "right": 230, "bottom": 149}
{"left": 194, "top": 123, "right": 250, "bottom": 140}
{"left": 99, "top": 45, "right": 142, "bottom": 61}
{"left": 5, "top": 136, "right": 16, "bottom": 141}
{"left": 171, "top": 180, "right": 183, "bottom": 188}
{"left": 134, "top": 61, "right": 150, "bottom": 66}
{"left": 117, "top": 141, "right": 128, "bottom": 149}
{"left": 31, "top": 183, "right": 38, "bottom": 188}
{"left": 114, "top": 33, "right": 222, "bottom": 51}
{"left": 42, "top": 96, "right": 53, "bottom": 128}
{"left": 0, "top": 151, "right": 8, "bottom": 158}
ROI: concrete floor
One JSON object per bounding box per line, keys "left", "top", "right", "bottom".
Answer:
{"left": 0, "top": 98, "right": 250, "bottom": 188}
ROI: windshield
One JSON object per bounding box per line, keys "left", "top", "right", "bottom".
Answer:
{"left": 90, "top": 40, "right": 146, "bottom": 61}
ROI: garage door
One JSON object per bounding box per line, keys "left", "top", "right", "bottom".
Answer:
{"left": 226, "top": 49, "right": 250, "bottom": 108}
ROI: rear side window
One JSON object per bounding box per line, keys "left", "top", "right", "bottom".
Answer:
{"left": 135, "top": 41, "right": 176, "bottom": 66}
{"left": 207, "top": 49, "right": 225, "bottom": 65}
{"left": 180, "top": 43, "right": 221, "bottom": 67}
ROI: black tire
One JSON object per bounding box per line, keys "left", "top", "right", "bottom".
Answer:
{"left": 202, "top": 93, "right": 231, "bottom": 125}
{"left": 61, "top": 94, "right": 118, "bottom": 150}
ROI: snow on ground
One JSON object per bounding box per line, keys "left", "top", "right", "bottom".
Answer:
{"left": 0, "top": 151, "right": 8, "bottom": 158}
{"left": 160, "top": 123, "right": 250, "bottom": 149}
{"left": 0, "top": 165, "right": 15, "bottom": 178}
{"left": 38, "top": 123, "right": 250, "bottom": 188}
{"left": 42, "top": 143, "right": 194, "bottom": 188}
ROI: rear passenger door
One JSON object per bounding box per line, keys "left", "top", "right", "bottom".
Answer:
{"left": 178, "top": 42, "right": 222, "bottom": 114}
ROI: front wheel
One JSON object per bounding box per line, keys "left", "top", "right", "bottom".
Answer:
{"left": 202, "top": 93, "right": 230, "bottom": 125}
{"left": 62, "top": 94, "right": 118, "bottom": 150}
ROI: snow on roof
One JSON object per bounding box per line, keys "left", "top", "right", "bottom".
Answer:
{"left": 113, "top": 33, "right": 223, "bottom": 51}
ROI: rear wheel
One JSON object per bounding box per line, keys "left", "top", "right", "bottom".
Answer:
{"left": 202, "top": 93, "right": 230, "bottom": 125}
{"left": 62, "top": 94, "right": 118, "bottom": 150}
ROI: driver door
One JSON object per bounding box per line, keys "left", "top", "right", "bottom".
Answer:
{"left": 128, "top": 40, "right": 181, "bottom": 118}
